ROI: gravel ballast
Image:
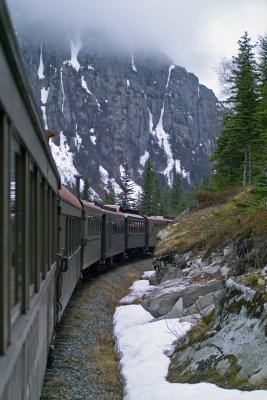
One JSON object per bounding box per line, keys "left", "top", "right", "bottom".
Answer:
{"left": 41, "top": 258, "right": 153, "bottom": 400}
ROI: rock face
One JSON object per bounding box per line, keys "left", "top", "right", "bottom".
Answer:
{"left": 14, "top": 24, "right": 225, "bottom": 193}
{"left": 141, "top": 279, "right": 222, "bottom": 318}
{"left": 168, "top": 278, "right": 267, "bottom": 390}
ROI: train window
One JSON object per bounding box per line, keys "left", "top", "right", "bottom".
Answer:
{"left": 29, "top": 165, "right": 36, "bottom": 296}
{"left": 40, "top": 180, "right": 48, "bottom": 279}
{"left": 10, "top": 138, "right": 22, "bottom": 321}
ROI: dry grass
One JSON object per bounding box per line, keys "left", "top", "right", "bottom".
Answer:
{"left": 46, "top": 377, "right": 66, "bottom": 388}
{"left": 195, "top": 186, "right": 242, "bottom": 209}
{"left": 156, "top": 186, "right": 267, "bottom": 259}
{"left": 89, "top": 335, "right": 122, "bottom": 390}
{"left": 83, "top": 267, "right": 145, "bottom": 396}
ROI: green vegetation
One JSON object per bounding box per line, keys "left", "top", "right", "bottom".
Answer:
{"left": 81, "top": 175, "right": 91, "bottom": 200}
{"left": 118, "top": 163, "right": 136, "bottom": 209}
{"left": 138, "top": 160, "right": 192, "bottom": 216}
{"left": 212, "top": 33, "right": 267, "bottom": 188}
{"left": 156, "top": 186, "right": 267, "bottom": 262}
{"left": 102, "top": 181, "right": 116, "bottom": 204}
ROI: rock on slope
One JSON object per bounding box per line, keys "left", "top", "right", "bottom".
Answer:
{"left": 141, "top": 188, "right": 267, "bottom": 390}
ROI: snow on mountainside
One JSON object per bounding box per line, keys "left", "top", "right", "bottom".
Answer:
{"left": 15, "top": 26, "right": 225, "bottom": 195}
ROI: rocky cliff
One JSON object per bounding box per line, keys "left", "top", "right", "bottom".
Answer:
{"left": 15, "top": 24, "right": 225, "bottom": 195}
{"left": 141, "top": 188, "right": 267, "bottom": 390}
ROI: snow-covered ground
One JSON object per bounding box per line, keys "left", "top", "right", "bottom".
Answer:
{"left": 113, "top": 272, "right": 267, "bottom": 400}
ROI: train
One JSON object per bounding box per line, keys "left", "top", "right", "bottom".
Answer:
{"left": 0, "top": 2, "right": 171, "bottom": 399}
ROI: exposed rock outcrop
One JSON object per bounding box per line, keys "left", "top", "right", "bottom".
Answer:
{"left": 141, "top": 278, "right": 222, "bottom": 318}
{"left": 13, "top": 22, "right": 225, "bottom": 192}
{"left": 168, "top": 275, "right": 267, "bottom": 390}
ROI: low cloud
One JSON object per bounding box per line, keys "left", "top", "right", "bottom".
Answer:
{"left": 7, "top": 0, "right": 267, "bottom": 97}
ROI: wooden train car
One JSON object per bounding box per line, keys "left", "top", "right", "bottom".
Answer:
{"left": 57, "top": 187, "right": 82, "bottom": 321}
{"left": 146, "top": 216, "right": 171, "bottom": 249}
{"left": 82, "top": 201, "right": 103, "bottom": 269}
{"left": 0, "top": 2, "right": 60, "bottom": 398}
{"left": 101, "top": 205, "right": 126, "bottom": 263}
{"left": 125, "top": 213, "right": 146, "bottom": 253}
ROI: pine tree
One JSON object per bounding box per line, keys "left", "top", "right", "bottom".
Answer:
{"left": 170, "top": 169, "right": 182, "bottom": 213}
{"left": 255, "top": 35, "right": 267, "bottom": 178}
{"left": 81, "top": 176, "right": 91, "bottom": 200}
{"left": 118, "top": 163, "right": 136, "bottom": 210}
{"left": 212, "top": 32, "right": 259, "bottom": 187}
{"left": 103, "top": 182, "right": 116, "bottom": 204}
{"left": 139, "top": 160, "right": 157, "bottom": 214}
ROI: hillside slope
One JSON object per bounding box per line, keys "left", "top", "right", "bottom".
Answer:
{"left": 144, "top": 187, "right": 267, "bottom": 390}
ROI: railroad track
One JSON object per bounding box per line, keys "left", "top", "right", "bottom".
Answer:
{"left": 40, "top": 258, "right": 152, "bottom": 400}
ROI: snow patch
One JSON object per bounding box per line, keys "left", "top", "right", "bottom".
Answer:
{"left": 99, "top": 165, "right": 109, "bottom": 187}
{"left": 90, "top": 135, "right": 96, "bottom": 145}
{"left": 148, "top": 108, "right": 153, "bottom": 132}
{"left": 40, "top": 87, "right": 49, "bottom": 105}
{"left": 114, "top": 273, "right": 267, "bottom": 400}
{"left": 152, "top": 64, "right": 175, "bottom": 185}
{"left": 41, "top": 106, "right": 48, "bottom": 129}
{"left": 150, "top": 64, "right": 190, "bottom": 185}
{"left": 60, "top": 68, "right": 65, "bottom": 113}
{"left": 110, "top": 178, "right": 122, "bottom": 195}
{"left": 38, "top": 43, "right": 45, "bottom": 79}
{"left": 81, "top": 76, "right": 101, "bottom": 109}
{"left": 89, "top": 187, "right": 101, "bottom": 202}
{"left": 127, "top": 79, "right": 130, "bottom": 88}
{"left": 140, "top": 150, "right": 150, "bottom": 167}
{"left": 130, "top": 50, "right": 137, "bottom": 72}
{"left": 120, "top": 280, "right": 155, "bottom": 304}
{"left": 90, "top": 128, "right": 95, "bottom": 133}
{"left": 88, "top": 64, "right": 95, "bottom": 71}
{"left": 50, "top": 131, "right": 78, "bottom": 186}
{"left": 68, "top": 37, "right": 82, "bottom": 72}
{"left": 175, "top": 160, "right": 190, "bottom": 181}
{"left": 81, "top": 75, "right": 93, "bottom": 96}
{"left": 74, "top": 124, "right": 82, "bottom": 151}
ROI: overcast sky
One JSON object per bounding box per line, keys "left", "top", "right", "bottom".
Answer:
{"left": 7, "top": 0, "right": 267, "bottom": 98}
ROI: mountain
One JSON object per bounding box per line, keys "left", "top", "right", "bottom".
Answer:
{"left": 15, "top": 25, "right": 225, "bottom": 196}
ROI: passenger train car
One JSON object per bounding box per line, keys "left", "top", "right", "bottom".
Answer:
{"left": 0, "top": 2, "right": 171, "bottom": 399}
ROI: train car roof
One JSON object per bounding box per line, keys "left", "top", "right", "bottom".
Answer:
{"left": 99, "top": 204, "right": 125, "bottom": 218}
{"left": 59, "top": 186, "right": 82, "bottom": 209}
{"left": 124, "top": 213, "right": 145, "bottom": 220}
{"left": 82, "top": 200, "right": 103, "bottom": 212}
{"left": 102, "top": 204, "right": 121, "bottom": 212}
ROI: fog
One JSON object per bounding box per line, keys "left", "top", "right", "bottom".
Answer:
{"left": 7, "top": 0, "right": 267, "bottom": 97}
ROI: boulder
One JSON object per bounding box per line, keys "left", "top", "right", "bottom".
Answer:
{"left": 141, "top": 279, "right": 222, "bottom": 318}
{"left": 168, "top": 277, "right": 267, "bottom": 390}
{"left": 186, "top": 291, "right": 217, "bottom": 315}
{"left": 202, "top": 263, "right": 221, "bottom": 275}
{"left": 163, "top": 297, "right": 184, "bottom": 319}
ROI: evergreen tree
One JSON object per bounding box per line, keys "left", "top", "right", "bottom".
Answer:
{"left": 255, "top": 35, "right": 267, "bottom": 178}
{"left": 154, "top": 179, "right": 162, "bottom": 215}
{"left": 118, "top": 163, "right": 136, "bottom": 209}
{"left": 81, "top": 176, "right": 91, "bottom": 200}
{"left": 170, "top": 169, "right": 183, "bottom": 213}
{"left": 212, "top": 32, "right": 259, "bottom": 187}
{"left": 139, "top": 160, "right": 157, "bottom": 214}
{"left": 160, "top": 185, "right": 172, "bottom": 216}
{"left": 103, "top": 182, "right": 116, "bottom": 204}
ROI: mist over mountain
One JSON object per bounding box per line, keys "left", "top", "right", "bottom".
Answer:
{"left": 12, "top": 18, "right": 225, "bottom": 196}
